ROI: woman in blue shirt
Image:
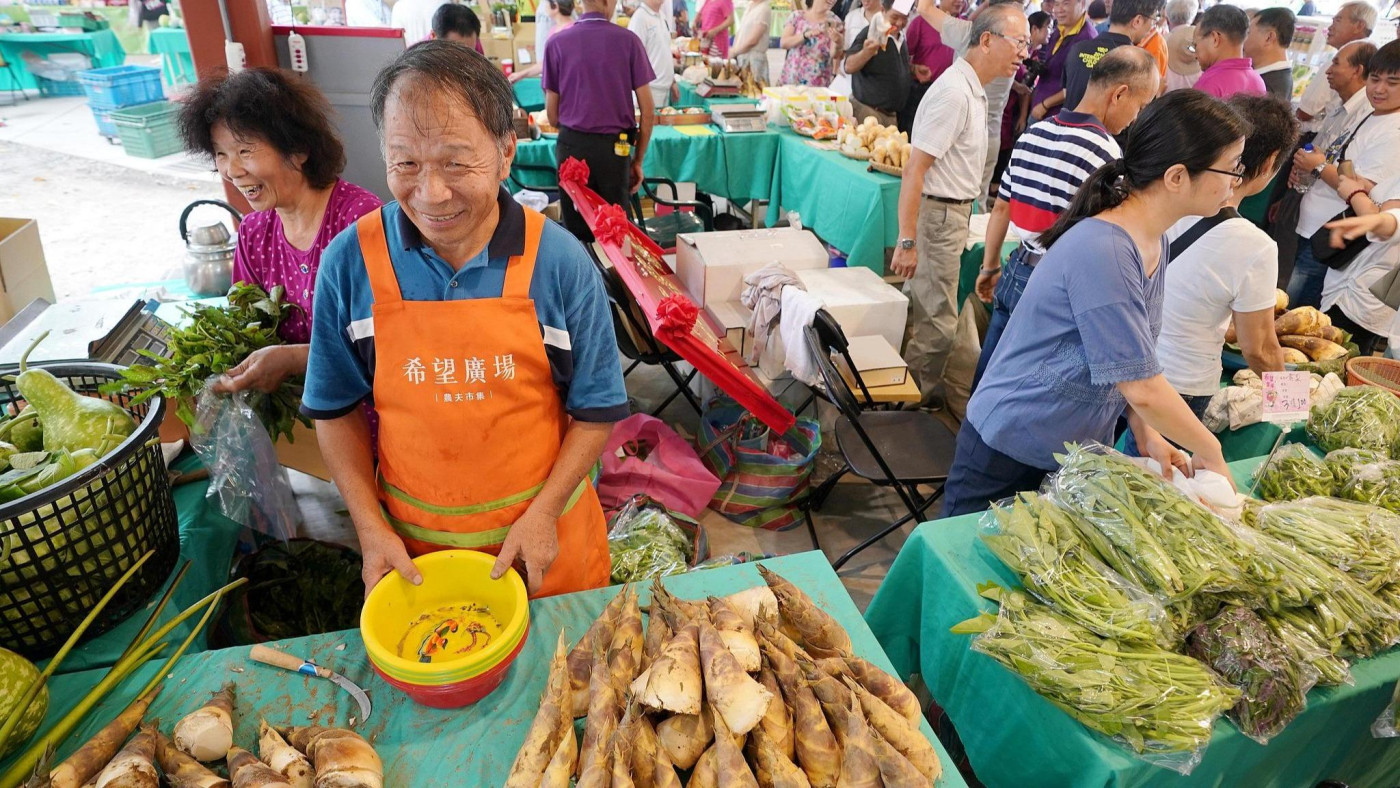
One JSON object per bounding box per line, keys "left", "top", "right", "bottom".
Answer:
{"left": 943, "top": 90, "right": 1248, "bottom": 517}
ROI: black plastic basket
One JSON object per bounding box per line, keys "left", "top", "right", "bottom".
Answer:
{"left": 0, "top": 363, "right": 177, "bottom": 660}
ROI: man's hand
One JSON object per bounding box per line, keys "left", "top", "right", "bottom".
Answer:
{"left": 912, "top": 63, "right": 932, "bottom": 82}
{"left": 492, "top": 508, "right": 561, "bottom": 594}
{"left": 974, "top": 267, "right": 1000, "bottom": 304}
{"left": 359, "top": 524, "right": 422, "bottom": 597}
{"left": 508, "top": 71, "right": 526, "bottom": 83}
{"left": 212, "top": 345, "right": 301, "bottom": 394}
{"left": 891, "top": 245, "right": 918, "bottom": 278}
{"left": 1030, "top": 102, "right": 1047, "bottom": 121}
{"left": 863, "top": 33, "right": 882, "bottom": 52}
{"left": 630, "top": 158, "right": 644, "bottom": 193}
{"left": 1293, "top": 147, "right": 1325, "bottom": 172}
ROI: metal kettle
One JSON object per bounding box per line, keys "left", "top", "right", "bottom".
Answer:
{"left": 180, "top": 199, "right": 243, "bottom": 297}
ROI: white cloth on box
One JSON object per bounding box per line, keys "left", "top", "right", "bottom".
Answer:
{"left": 779, "top": 285, "right": 825, "bottom": 386}
{"left": 741, "top": 264, "right": 803, "bottom": 366}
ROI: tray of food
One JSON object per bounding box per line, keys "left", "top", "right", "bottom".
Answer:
{"left": 657, "top": 107, "right": 713, "bottom": 125}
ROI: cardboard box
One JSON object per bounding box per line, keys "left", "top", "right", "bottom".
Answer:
{"left": 276, "top": 420, "right": 331, "bottom": 481}
{"left": 705, "top": 300, "right": 752, "bottom": 356}
{"left": 0, "top": 219, "right": 56, "bottom": 324}
{"left": 836, "top": 335, "right": 908, "bottom": 388}
{"left": 675, "top": 227, "right": 829, "bottom": 306}
{"left": 796, "top": 267, "right": 908, "bottom": 350}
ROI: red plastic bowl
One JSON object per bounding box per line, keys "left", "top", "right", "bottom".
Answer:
{"left": 371, "top": 622, "right": 529, "bottom": 708}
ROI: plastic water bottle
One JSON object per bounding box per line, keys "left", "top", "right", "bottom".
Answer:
{"left": 1294, "top": 144, "right": 1315, "bottom": 193}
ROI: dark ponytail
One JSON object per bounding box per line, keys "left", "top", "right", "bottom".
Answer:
{"left": 1036, "top": 91, "right": 1248, "bottom": 250}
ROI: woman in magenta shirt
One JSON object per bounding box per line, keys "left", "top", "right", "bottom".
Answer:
{"left": 177, "top": 68, "right": 382, "bottom": 394}
{"left": 697, "top": 0, "right": 735, "bottom": 57}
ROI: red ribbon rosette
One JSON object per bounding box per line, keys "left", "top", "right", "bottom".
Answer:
{"left": 655, "top": 294, "right": 699, "bottom": 341}
{"left": 558, "top": 157, "right": 590, "bottom": 187}
{"left": 592, "top": 204, "right": 630, "bottom": 247}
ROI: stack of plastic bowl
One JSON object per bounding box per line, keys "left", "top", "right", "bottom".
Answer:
{"left": 360, "top": 550, "right": 530, "bottom": 708}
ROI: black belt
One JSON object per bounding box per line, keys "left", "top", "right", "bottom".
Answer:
{"left": 923, "top": 194, "right": 975, "bottom": 206}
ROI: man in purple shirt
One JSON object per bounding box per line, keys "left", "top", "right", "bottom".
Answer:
{"left": 543, "top": 0, "right": 656, "bottom": 240}
{"left": 1192, "top": 4, "right": 1266, "bottom": 99}
{"left": 900, "top": 14, "right": 956, "bottom": 132}
{"left": 1028, "top": 0, "right": 1097, "bottom": 121}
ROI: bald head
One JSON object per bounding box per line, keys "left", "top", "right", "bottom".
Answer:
{"left": 1078, "top": 46, "right": 1160, "bottom": 134}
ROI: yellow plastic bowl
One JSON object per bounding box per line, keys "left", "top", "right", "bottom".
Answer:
{"left": 360, "top": 550, "right": 529, "bottom": 684}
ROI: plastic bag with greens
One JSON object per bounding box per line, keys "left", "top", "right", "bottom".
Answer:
{"left": 1252, "top": 445, "right": 1333, "bottom": 502}
{"left": 1258, "top": 609, "right": 1354, "bottom": 687}
{"left": 1252, "top": 496, "right": 1400, "bottom": 592}
{"left": 1374, "top": 682, "right": 1400, "bottom": 738}
{"left": 1338, "top": 460, "right": 1400, "bottom": 515}
{"left": 1186, "top": 606, "right": 1318, "bottom": 744}
{"left": 606, "top": 494, "right": 702, "bottom": 583}
{"left": 1307, "top": 386, "right": 1400, "bottom": 454}
{"left": 189, "top": 380, "right": 299, "bottom": 541}
{"left": 1325, "top": 448, "right": 1391, "bottom": 488}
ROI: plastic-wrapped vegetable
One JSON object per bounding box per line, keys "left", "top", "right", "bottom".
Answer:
{"left": 1339, "top": 460, "right": 1400, "bottom": 514}
{"left": 1049, "top": 443, "right": 1250, "bottom": 598}
{"left": 1252, "top": 497, "right": 1400, "bottom": 592}
{"left": 1221, "top": 526, "right": 1332, "bottom": 613}
{"left": 980, "top": 493, "right": 1174, "bottom": 646}
{"left": 1186, "top": 607, "right": 1318, "bottom": 743}
{"left": 953, "top": 588, "right": 1237, "bottom": 773}
{"left": 606, "top": 494, "right": 697, "bottom": 583}
{"left": 1307, "top": 386, "right": 1400, "bottom": 454}
{"left": 1253, "top": 445, "right": 1333, "bottom": 502}
{"left": 1258, "top": 610, "right": 1354, "bottom": 687}
{"left": 1373, "top": 681, "right": 1400, "bottom": 739}
{"left": 1324, "top": 448, "right": 1391, "bottom": 488}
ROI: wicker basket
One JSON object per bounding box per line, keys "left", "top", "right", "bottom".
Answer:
{"left": 0, "top": 364, "right": 177, "bottom": 660}
{"left": 1345, "top": 356, "right": 1400, "bottom": 393}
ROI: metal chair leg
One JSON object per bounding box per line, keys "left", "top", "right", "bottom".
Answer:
{"left": 831, "top": 507, "right": 921, "bottom": 571}
{"left": 624, "top": 359, "right": 642, "bottom": 377}
{"left": 808, "top": 464, "right": 850, "bottom": 512}
{"left": 650, "top": 363, "right": 701, "bottom": 417}
{"left": 803, "top": 508, "right": 822, "bottom": 553}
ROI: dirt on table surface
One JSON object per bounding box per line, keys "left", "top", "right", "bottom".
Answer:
{"left": 0, "top": 140, "right": 224, "bottom": 300}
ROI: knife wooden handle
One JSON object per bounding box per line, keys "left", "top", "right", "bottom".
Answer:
{"left": 250, "top": 645, "right": 324, "bottom": 676}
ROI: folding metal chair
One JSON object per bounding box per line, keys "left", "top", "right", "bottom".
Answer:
{"left": 802, "top": 310, "right": 956, "bottom": 569}
{"left": 628, "top": 177, "right": 714, "bottom": 252}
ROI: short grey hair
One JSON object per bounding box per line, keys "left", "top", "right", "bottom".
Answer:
{"left": 970, "top": 3, "right": 1026, "bottom": 46}
{"left": 1337, "top": 0, "right": 1378, "bottom": 34}
{"left": 370, "top": 40, "right": 515, "bottom": 146}
{"left": 1164, "top": 0, "right": 1196, "bottom": 27}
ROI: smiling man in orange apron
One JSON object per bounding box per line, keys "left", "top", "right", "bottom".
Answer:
{"left": 301, "top": 41, "right": 629, "bottom": 598}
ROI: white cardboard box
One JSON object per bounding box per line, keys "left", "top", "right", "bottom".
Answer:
{"left": 796, "top": 267, "right": 908, "bottom": 350}
{"left": 837, "top": 335, "right": 909, "bottom": 388}
{"left": 0, "top": 218, "right": 56, "bottom": 324}
{"left": 705, "top": 300, "right": 752, "bottom": 356}
{"left": 675, "top": 227, "right": 829, "bottom": 306}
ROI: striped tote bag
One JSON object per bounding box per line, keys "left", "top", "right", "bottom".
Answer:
{"left": 697, "top": 398, "right": 821, "bottom": 531}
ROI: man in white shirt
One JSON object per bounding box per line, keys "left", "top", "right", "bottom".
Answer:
{"left": 893, "top": 3, "right": 1029, "bottom": 406}
{"left": 1295, "top": 0, "right": 1377, "bottom": 133}
{"left": 392, "top": 0, "right": 450, "bottom": 43}
{"left": 631, "top": 0, "right": 676, "bottom": 107}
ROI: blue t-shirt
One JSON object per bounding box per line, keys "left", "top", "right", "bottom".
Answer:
{"left": 301, "top": 190, "right": 630, "bottom": 424}
{"left": 968, "top": 218, "right": 1168, "bottom": 469}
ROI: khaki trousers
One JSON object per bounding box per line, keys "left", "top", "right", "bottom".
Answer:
{"left": 902, "top": 196, "right": 974, "bottom": 406}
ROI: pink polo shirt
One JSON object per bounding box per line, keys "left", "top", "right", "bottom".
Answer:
{"left": 1193, "top": 57, "right": 1267, "bottom": 100}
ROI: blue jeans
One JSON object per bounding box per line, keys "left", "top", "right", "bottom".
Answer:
{"left": 1285, "top": 235, "right": 1327, "bottom": 309}
{"left": 940, "top": 420, "right": 1051, "bottom": 518}
{"left": 972, "top": 245, "right": 1038, "bottom": 392}
{"left": 1119, "top": 394, "right": 1216, "bottom": 457}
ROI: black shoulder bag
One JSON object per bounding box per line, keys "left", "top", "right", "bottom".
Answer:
{"left": 1168, "top": 207, "right": 1241, "bottom": 262}
{"left": 1309, "top": 115, "right": 1374, "bottom": 270}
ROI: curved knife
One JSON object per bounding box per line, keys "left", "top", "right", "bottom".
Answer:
{"left": 250, "top": 644, "right": 372, "bottom": 723}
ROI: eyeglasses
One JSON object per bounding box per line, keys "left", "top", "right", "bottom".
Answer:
{"left": 1202, "top": 164, "right": 1247, "bottom": 182}
{"left": 995, "top": 32, "right": 1032, "bottom": 52}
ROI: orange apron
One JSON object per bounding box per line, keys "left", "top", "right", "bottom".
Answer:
{"left": 356, "top": 207, "right": 611, "bottom": 598}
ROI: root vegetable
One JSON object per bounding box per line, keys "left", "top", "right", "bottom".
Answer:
{"left": 574, "top": 727, "right": 614, "bottom": 788}
{"left": 1279, "top": 335, "right": 1348, "bottom": 361}
{"left": 842, "top": 656, "right": 922, "bottom": 727}
{"left": 608, "top": 587, "right": 645, "bottom": 688}
{"left": 50, "top": 691, "right": 159, "bottom": 788}
{"left": 648, "top": 581, "right": 705, "bottom": 630}
{"left": 720, "top": 586, "right": 779, "bottom": 630}
{"left": 577, "top": 638, "right": 622, "bottom": 779}
{"left": 707, "top": 596, "right": 760, "bottom": 672}
{"left": 538, "top": 722, "right": 577, "bottom": 788}
{"left": 688, "top": 745, "right": 718, "bottom": 788}
{"left": 843, "top": 677, "right": 939, "bottom": 782}
{"left": 630, "top": 713, "right": 681, "bottom": 788}
{"left": 712, "top": 711, "right": 758, "bottom": 788}
{"left": 640, "top": 612, "right": 671, "bottom": 673}
{"left": 760, "top": 643, "right": 839, "bottom": 788}
{"left": 636, "top": 622, "right": 702, "bottom": 715}
{"left": 505, "top": 632, "right": 571, "bottom": 787}
{"left": 1282, "top": 348, "right": 1310, "bottom": 364}
{"left": 282, "top": 727, "right": 383, "bottom": 788}
{"left": 756, "top": 667, "right": 794, "bottom": 761}
{"left": 654, "top": 708, "right": 712, "bottom": 769}
{"left": 153, "top": 729, "right": 228, "bottom": 788}
{"left": 174, "top": 683, "right": 236, "bottom": 762}
{"left": 756, "top": 567, "right": 852, "bottom": 658}
{"left": 833, "top": 697, "right": 881, "bottom": 788}
{"left": 1275, "top": 307, "right": 1326, "bottom": 336}
{"left": 257, "top": 721, "right": 312, "bottom": 788}
{"left": 609, "top": 711, "right": 637, "bottom": 788}
{"left": 751, "top": 726, "right": 810, "bottom": 788}
{"left": 868, "top": 730, "right": 925, "bottom": 788}
{"left": 568, "top": 589, "right": 628, "bottom": 717}
{"left": 698, "top": 621, "right": 772, "bottom": 735}
{"left": 227, "top": 746, "right": 292, "bottom": 788}
{"left": 93, "top": 724, "right": 157, "bottom": 788}
{"left": 1316, "top": 325, "right": 1347, "bottom": 344}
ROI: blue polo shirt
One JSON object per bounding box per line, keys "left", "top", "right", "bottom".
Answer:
{"left": 301, "top": 188, "right": 630, "bottom": 424}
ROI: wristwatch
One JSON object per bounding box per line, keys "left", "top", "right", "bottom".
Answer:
{"left": 898, "top": 238, "right": 916, "bottom": 251}
{"left": 1311, "top": 162, "right": 1327, "bottom": 179}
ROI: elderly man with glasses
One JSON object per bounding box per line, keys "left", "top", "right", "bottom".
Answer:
{"left": 1297, "top": 0, "right": 1379, "bottom": 132}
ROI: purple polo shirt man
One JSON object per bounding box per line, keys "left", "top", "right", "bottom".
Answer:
{"left": 1191, "top": 4, "right": 1266, "bottom": 99}
{"left": 543, "top": 0, "right": 656, "bottom": 241}
{"left": 1030, "top": 0, "right": 1098, "bottom": 118}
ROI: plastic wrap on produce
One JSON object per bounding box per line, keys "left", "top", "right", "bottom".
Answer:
{"left": 1325, "top": 448, "right": 1392, "bottom": 488}
{"left": 606, "top": 493, "right": 700, "bottom": 583}
{"left": 1338, "top": 460, "right": 1400, "bottom": 514}
{"left": 955, "top": 587, "right": 1237, "bottom": 775}
{"left": 978, "top": 493, "right": 1174, "bottom": 647}
{"left": 1252, "top": 445, "right": 1333, "bottom": 502}
{"left": 1252, "top": 497, "right": 1400, "bottom": 592}
{"left": 1307, "top": 386, "right": 1400, "bottom": 454}
{"left": 1186, "top": 606, "right": 1318, "bottom": 744}
{"left": 189, "top": 380, "right": 299, "bottom": 541}
{"left": 1227, "top": 524, "right": 1335, "bottom": 613}
{"left": 1259, "top": 610, "right": 1355, "bottom": 687}
{"left": 1373, "top": 682, "right": 1400, "bottom": 738}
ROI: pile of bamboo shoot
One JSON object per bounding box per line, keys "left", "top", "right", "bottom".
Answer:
{"left": 507, "top": 566, "right": 941, "bottom": 787}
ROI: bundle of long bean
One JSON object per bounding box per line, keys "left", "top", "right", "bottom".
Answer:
{"left": 1258, "top": 610, "right": 1353, "bottom": 687}
{"left": 1050, "top": 444, "right": 1250, "bottom": 598}
{"left": 954, "top": 589, "right": 1238, "bottom": 762}
{"left": 1324, "top": 448, "right": 1391, "bottom": 488}
{"left": 1307, "top": 386, "right": 1400, "bottom": 454}
{"left": 1252, "top": 497, "right": 1400, "bottom": 592}
{"left": 1338, "top": 461, "right": 1400, "bottom": 514}
{"left": 1225, "top": 527, "right": 1332, "bottom": 613}
{"left": 981, "top": 493, "right": 1174, "bottom": 646}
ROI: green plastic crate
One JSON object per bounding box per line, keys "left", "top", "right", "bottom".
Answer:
{"left": 110, "top": 101, "right": 182, "bottom": 159}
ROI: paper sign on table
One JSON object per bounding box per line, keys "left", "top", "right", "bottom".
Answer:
{"left": 1262, "top": 370, "right": 1311, "bottom": 423}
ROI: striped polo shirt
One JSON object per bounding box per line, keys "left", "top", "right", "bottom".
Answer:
{"left": 996, "top": 110, "right": 1121, "bottom": 253}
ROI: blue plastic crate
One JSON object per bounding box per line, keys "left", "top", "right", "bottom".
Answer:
{"left": 36, "top": 76, "right": 85, "bottom": 98}
{"left": 79, "top": 65, "right": 164, "bottom": 111}
{"left": 91, "top": 106, "right": 117, "bottom": 138}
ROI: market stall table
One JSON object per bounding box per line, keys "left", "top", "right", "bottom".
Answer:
{"left": 865, "top": 456, "right": 1400, "bottom": 788}
{"left": 512, "top": 74, "right": 544, "bottom": 111}
{"left": 146, "top": 26, "right": 193, "bottom": 88}
{"left": 14, "top": 552, "right": 967, "bottom": 786}
{"left": 0, "top": 28, "right": 124, "bottom": 91}
{"left": 673, "top": 79, "right": 762, "bottom": 109}
{"left": 0, "top": 6, "right": 143, "bottom": 53}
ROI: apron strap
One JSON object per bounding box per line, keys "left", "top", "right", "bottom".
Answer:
{"left": 357, "top": 209, "right": 403, "bottom": 305}
{"left": 502, "top": 209, "right": 547, "bottom": 300}
{"left": 379, "top": 473, "right": 594, "bottom": 549}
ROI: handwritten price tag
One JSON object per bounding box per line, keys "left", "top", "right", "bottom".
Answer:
{"left": 1262, "top": 371, "right": 1311, "bottom": 423}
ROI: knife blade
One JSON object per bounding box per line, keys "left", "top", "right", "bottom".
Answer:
{"left": 250, "top": 644, "right": 373, "bottom": 723}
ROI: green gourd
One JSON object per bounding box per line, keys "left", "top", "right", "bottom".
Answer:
{"left": 15, "top": 332, "right": 136, "bottom": 457}
{"left": 0, "top": 408, "right": 43, "bottom": 453}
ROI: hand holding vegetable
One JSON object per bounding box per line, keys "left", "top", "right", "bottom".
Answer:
{"left": 212, "top": 345, "right": 308, "bottom": 395}
{"left": 492, "top": 507, "right": 560, "bottom": 594}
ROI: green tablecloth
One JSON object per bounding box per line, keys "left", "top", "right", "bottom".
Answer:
{"left": 766, "top": 128, "right": 901, "bottom": 273}
{"left": 865, "top": 456, "right": 1400, "bottom": 788}
{"left": 513, "top": 124, "right": 781, "bottom": 204}
{"left": 14, "top": 552, "right": 967, "bottom": 787}
{"left": 673, "top": 79, "right": 762, "bottom": 110}
{"left": 0, "top": 29, "right": 125, "bottom": 91}
{"left": 512, "top": 75, "right": 544, "bottom": 111}
{"left": 50, "top": 452, "right": 242, "bottom": 675}
{"left": 0, "top": 6, "right": 142, "bottom": 53}
{"left": 146, "top": 26, "right": 192, "bottom": 88}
